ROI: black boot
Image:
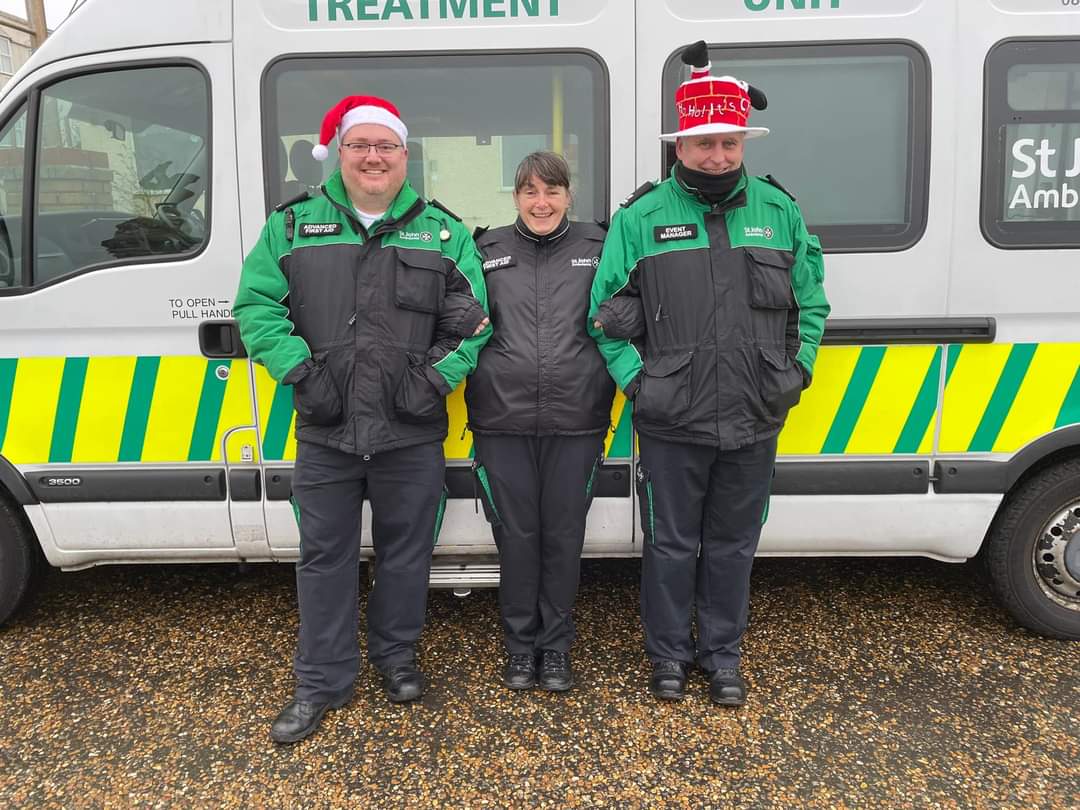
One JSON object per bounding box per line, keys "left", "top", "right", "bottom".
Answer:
{"left": 649, "top": 660, "right": 688, "bottom": 701}
{"left": 378, "top": 662, "right": 427, "bottom": 703}
{"left": 538, "top": 650, "right": 573, "bottom": 692}
{"left": 503, "top": 653, "right": 538, "bottom": 690}
{"left": 270, "top": 690, "right": 353, "bottom": 744}
{"left": 708, "top": 667, "right": 747, "bottom": 706}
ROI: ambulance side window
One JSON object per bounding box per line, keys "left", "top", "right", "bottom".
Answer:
{"left": 982, "top": 39, "right": 1080, "bottom": 249}
{"left": 0, "top": 104, "right": 27, "bottom": 290}
{"left": 263, "top": 53, "right": 608, "bottom": 231}
{"left": 31, "top": 64, "right": 210, "bottom": 287}
{"left": 661, "top": 43, "right": 930, "bottom": 253}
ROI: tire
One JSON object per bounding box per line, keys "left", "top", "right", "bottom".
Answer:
{"left": 0, "top": 495, "right": 37, "bottom": 626}
{"left": 985, "top": 458, "right": 1080, "bottom": 640}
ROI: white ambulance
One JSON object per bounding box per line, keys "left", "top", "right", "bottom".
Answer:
{"left": 0, "top": 0, "right": 1077, "bottom": 640}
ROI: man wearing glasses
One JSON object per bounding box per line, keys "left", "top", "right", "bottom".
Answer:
{"left": 235, "top": 95, "right": 490, "bottom": 743}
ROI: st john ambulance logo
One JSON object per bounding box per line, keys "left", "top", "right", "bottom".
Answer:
{"left": 744, "top": 225, "right": 774, "bottom": 240}
{"left": 571, "top": 257, "right": 598, "bottom": 269}
{"left": 398, "top": 230, "right": 433, "bottom": 242}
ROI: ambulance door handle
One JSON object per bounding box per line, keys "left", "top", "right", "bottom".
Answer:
{"left": 199, "top": 319, "right": 247, "bottom": 359}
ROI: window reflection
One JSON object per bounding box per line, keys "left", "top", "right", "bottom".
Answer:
{"left": 266, "top": 54, "right": 607, "bottom": 231}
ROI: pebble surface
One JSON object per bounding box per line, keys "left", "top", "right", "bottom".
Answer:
{"left": 0, "top": 557, "right": 1077, "bottom": 808}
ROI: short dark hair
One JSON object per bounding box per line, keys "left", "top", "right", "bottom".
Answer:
{"left": 514, "top": 151, "right": 571, "bottom": 193}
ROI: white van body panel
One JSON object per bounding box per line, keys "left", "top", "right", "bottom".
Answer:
{"left": 0, "top": 0, "right": 1075, "bottom": 575}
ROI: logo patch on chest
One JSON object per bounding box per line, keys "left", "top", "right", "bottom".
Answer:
{"left": 654, "top": 224, "right": 698, "bottom": 242}
{"left": 398, "top": 230, "right": 434, "bottom": 242}
{"left": 483, "top": 255, "right": 515, "bottom": 272}
{"left": 744, "top": 225, "right": 774, "bottom": 240}
{"left": 299, "top": 223, "right": 343, "bottom": 237}
{"left": 571, "top": 257, "right": 599, "bottom": 269}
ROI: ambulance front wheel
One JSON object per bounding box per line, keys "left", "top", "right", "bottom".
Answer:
{"left": 985, "top": 458, "right": 1080, "bottom": 641}
{"left": 0, "top": 494, "right": 38, "bottom": 626}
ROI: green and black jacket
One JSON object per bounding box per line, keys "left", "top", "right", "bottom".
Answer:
{"left": 589, "top": 166, "right": 830, "bottom": 450}
{"left": 234, "top": 171, "right": 490, "bottom": 456}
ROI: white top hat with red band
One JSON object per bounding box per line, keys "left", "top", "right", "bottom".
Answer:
{"left": 661, "top": 42, "right": 769, "bottom": 142}
{"left": 311, "top": 95, "right": 408, "bottom": 161}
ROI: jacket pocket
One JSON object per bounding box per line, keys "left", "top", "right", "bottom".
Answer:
{"left": 634, "top": 351, "right": 693, "bottom": 426}
{"left": 393, "top": 353, "right": 448, "bottom": 424}
{"left": 757, "top": 347, "right": 804, "bottom": 418}
{"left": 395, "top": 248, "right": 446, "bottom": 315}
{"left": 292, "top": 352, "right": 343, "bottom": 427}
{"left": 472, "top": 460, "right": 502, "bottom": 528}
{"left": 746, "top": 247, "right": 795, "bottom": 310}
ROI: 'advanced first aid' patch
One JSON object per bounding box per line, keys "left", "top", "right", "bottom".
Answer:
{"left": 300, "top": 223, "right": 343, "bottom": 237}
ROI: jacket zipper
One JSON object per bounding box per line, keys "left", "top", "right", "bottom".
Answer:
{"left": 534, "top": 239, "right": 543, "bottom": 435}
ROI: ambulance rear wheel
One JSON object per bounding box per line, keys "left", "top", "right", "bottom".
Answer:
{"left": 0, "top": 495, "right": 37, "bottom": 626}
{"left": 985, "top": 458, "right": 1080, "bottom": 640}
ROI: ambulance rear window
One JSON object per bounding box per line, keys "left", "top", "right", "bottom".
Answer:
{"left": 262, "top": 52, "right": 608, "bottom": 232}
{"left": 661, "top": 42, "right": 930, "bottom": 254}
{"left": 983, "top": 39, "right": 1080, "bottom": 250}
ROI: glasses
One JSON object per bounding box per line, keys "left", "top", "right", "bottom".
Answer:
{"left": 341, "top": 142, "right": 403, "bottom": 155}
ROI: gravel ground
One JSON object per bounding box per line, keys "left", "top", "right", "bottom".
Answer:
{"left": 0, "top": 556, "right": 1077, "bottom": 809}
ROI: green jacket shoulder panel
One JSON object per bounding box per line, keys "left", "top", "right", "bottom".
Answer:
{"left": 746, "top": 176, "right": 799, "bottom": 210}
{"left": 427, "top": 197, "right": 462, "bottom": 222}
{"left": 760, "top": 173, "right": 797, "bottom": 202}
{"left": 274, "top": 190, "right": 311, "bottom": 212}
{"left": 625, "top": 181, "right": 670, "bottom": 219}
{"left": 619, "top": 180, "right": 659, "bottom": 210}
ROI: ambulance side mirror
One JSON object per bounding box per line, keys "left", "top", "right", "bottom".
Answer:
{"left": 199, "top": 319, "right": 247, "bottom": 359}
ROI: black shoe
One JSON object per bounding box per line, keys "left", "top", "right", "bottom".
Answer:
{"left": 270, "top": 690, "right": 352, "bottom": 744}
{"left": 709, "top": 667, "right": 747, "bottom": 706}
{"left": 649, "top": 660, "right": 688, "bottom": 701}
{"left": 503, "top": 653, "right": 538, "bottom": 690}
{"left": 378, "top": 662, "right": 427, "bottom": 703}
{"left": 538, "top": 650, "right": 573, "bottom": 692}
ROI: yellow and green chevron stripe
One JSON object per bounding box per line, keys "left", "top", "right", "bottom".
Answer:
{"left": 250, "top": 367, "right": 637, "bottom": 462}
{"left": 0, "top": 356, "right": 253, "bottom": 465}
{"left": 779, "top": 342, "right": 1080, "bottom": 455}
{"left": 1, "top": 344, "right": 1078, "bottom": 467}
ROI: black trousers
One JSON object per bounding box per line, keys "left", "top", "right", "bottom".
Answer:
{"left": 473, "top": 434, "right": 604, "bottom": 655}
{"left": 638, "top": 433, "right": 777, "bottom": 673}
{"left": 290, "top": 439, "right": 445, "bottom": 701}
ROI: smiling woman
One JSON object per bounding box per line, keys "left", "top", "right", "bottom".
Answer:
{"left": 465, "top": 149, "right": 614, "bottom": 692}
{"left": 512, "top": 150, "right": 571, "bottom": 236}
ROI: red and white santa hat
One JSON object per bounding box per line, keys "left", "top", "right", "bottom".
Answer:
{"left": 311, "top": 95, "right": 408, "bottom": 161}
{"left": 660, "top": 41, "right": 769, "bottom": 142}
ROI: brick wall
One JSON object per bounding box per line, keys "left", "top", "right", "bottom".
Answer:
{"left": 0, "top": 147, "right": 115, "bottom": 214}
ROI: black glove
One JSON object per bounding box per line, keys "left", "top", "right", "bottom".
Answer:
{"left": 285, "top": 355, "right": 343, "bottom": 427}
{"left": 394, "top": 355, "right": 451, "bottom": 424}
